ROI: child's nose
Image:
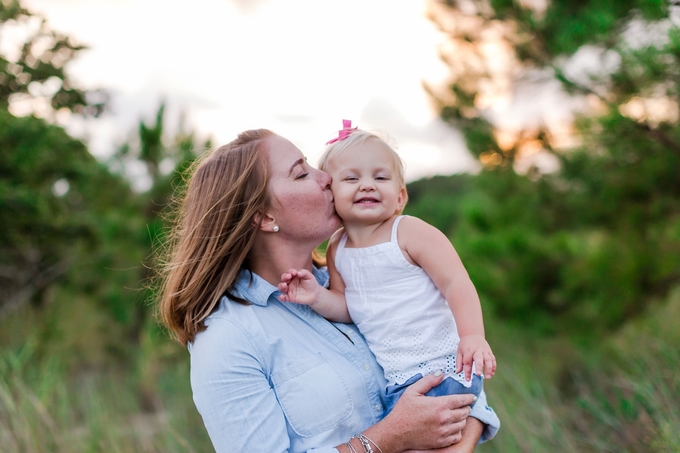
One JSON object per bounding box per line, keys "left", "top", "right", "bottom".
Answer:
{"left": 359, "top": 180, "right": 375, "bottom": 190}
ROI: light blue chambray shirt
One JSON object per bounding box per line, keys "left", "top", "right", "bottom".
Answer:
{"left": 189, "top": 267, "right": 500, "bottom": 453}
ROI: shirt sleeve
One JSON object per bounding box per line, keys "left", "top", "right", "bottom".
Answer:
{"left": 189, "top": 317, "right": 292, "bottom": 453}
{"left": 470, "top": 388, "right": 500, "bottom": 443}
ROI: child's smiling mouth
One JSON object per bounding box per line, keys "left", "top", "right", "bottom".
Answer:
{"left": 355, "top": 197, "right": 379, "bottom": 204}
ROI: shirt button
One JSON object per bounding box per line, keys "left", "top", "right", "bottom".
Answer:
{"left": 374, "top": 404, "right": 382, "bottom": 412}
{"left": 363, "top": 364, "right": 370, "bottom": 371}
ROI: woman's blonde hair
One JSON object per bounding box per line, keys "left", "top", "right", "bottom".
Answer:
{"left": 157, "top": 129, "right": 274, "bottom": 345}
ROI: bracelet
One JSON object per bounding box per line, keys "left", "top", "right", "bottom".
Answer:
{"left": 348, "top": 434, "right": 383, "bottom": 453}
{"left": 345, "top": 437, "right": 359, "bottom": 453}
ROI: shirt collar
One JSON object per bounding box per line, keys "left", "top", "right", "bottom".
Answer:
{"left": 231, "top": 266, "right": 329, "bottom": 307}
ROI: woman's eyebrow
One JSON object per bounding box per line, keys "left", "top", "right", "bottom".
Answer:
{"left": 288, "top": 158, "right": 305, "bottom": 176}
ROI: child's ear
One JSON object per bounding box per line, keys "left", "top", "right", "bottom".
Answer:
{"left": 253, "top": 211, "right": 278, "bottom": 233}
{"left": 397, "top": 187, "right": 407, "bottom": 211}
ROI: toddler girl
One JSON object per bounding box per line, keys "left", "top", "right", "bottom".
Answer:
{"left": 278, "top": 120, "right": 496, "bottom": 412}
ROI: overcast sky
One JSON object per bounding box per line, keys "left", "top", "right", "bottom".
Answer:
{"left": 19, "top": 0, "right": 482, "bottom": 186}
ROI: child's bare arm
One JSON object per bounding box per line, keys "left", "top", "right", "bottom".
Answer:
{"left": 399, "top": 217, "right": 496, "bottom": 380}
{"left": 277, "top": 231, "right": 352, "bottom": 323}
{"left": 277, "top": 269, "right": 350, "bottom": 322}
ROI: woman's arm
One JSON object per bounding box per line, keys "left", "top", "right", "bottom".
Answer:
{"left": 193, "top": 325, "right": 478, "bottom": 453}
{"left": 190, "top": 318, "right": 294, "bottom": 452}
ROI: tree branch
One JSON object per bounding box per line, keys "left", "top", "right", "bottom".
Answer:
{"left": 0, "top": 259, "right": 72, "bottom": 320}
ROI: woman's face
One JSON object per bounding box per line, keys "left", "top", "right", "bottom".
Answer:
{"left": 265, "top": 135, "right": 341, "bottom": 243}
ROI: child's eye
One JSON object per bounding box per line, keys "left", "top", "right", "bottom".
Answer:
{"left": 344, "top": 177, "right": 358, "bottom": 182}
{"left": 375, "top": 176, "right": 389, "bottom": 181}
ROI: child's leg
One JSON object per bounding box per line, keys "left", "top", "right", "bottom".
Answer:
{"left": 383, "top": 374, "right": 423, "bottom": 414}
{"left": 383, "top": 373, "right": 484, "bottom": 415}
{"left": 425, "top": 374, "right": 484, "bottom": 400}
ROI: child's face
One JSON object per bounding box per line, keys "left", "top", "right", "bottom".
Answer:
{"left": 326, "top": 138, "right": 406, "bottom": 226}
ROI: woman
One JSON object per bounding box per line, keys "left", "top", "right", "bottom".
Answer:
{"left": 158, "top": 129, "right": 500, "bottom": 453}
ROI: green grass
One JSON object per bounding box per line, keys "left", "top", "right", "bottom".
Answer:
{"left": 0, "top": 339, "right": 211, "bottom": 453}
{"left": 478, "top": 287, "right": 680, "bottom": 453}
{"left": 1, "top": 288, "right": 679, "bottom": 452}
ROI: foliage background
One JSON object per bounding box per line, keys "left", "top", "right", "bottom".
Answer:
{"left": 1, "top": 0, "right": 679, "bottom": 452}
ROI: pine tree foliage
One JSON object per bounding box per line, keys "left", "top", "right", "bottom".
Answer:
{"left": 420, "top": 0, "right": 680, "bottom": 333}
{"left": 0, "top": 0, "right": 107, "bottom": 117}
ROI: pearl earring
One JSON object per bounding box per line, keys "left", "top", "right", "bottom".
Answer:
{"left": 273, "top": 226, "right": 279, "bottom": 232}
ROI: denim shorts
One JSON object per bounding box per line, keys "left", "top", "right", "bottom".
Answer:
{"left": 383, "top": 373, "right": 484, "bottom": 414}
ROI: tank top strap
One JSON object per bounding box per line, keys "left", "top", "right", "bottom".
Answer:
{"left": 391, "top": 215, "right": 405, "bottom": 243}
{"left": 334, "top": 231, "right": 349, "bottom": 267}
{"left": 338, "top": 232, "right": 349, "bottom": 250}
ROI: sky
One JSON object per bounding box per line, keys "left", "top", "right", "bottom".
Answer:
{"left": 20, "top": 0, "right": 481, "bottom": 187}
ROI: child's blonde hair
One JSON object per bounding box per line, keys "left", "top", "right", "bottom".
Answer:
{"left": 318, "top": 129, "right": 408, "bottom": 210}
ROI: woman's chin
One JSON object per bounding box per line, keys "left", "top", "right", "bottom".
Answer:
{"left": 330, "top": 214, "right": 343, "bottom": 230}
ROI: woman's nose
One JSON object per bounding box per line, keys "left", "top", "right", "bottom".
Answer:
{"left": 317, "top": 169, "right": 332, "bottom": 189}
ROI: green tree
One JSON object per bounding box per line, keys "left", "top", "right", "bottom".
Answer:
{"left": 110, "top": 103, "right": 211, "bottom": 342}
{"left": 423, "top": 0, "right": 680, "bottom": 333}
{"left": 0, "top": 109, "right": 136, "bottom": 319}
{"left": 0, "top": 0, "right": 117, "bottom": 319}
{"left": 0, "top": 0, "right": 106, "bottom": 117}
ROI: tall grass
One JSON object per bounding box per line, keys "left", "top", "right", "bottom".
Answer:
{"left": 0, "top": 288, "right": 212, "bottom": 453}
{"left": 0, "top": 339, "right": 211, "bottom": 453}
{"left": 478, "top": 287, "right": 680, "bottom": 453}
{"left": 1, "top": 288, "right": 678, "bottom": 452}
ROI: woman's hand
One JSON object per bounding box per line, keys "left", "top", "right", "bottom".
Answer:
{"left": 405, "top": 417, "right": 484, "bottom": 453}
{"left": 357, "top": 372, "right": 477, "bottom": 453}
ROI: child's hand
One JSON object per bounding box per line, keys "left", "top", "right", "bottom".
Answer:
{"left": 456, "top": 335, "right": 496, "bottom": 381}
{"left": 277, "top": 269, "right": 321, "bottom": 306}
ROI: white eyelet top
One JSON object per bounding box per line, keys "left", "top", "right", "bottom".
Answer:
{"left": 335, "top": 216, "right": 471, "bottom": 387}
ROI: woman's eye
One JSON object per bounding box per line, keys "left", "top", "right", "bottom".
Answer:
{"left": 295, "top": 172, "right": 309, "bottom": 180}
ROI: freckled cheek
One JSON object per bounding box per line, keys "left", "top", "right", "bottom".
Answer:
{"left": 278, "top": 191, "right": 329, "bottom": 223}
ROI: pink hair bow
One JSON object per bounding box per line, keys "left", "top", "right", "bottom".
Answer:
{"left": 325, "top": 119, "right": 357, "bottom": 144}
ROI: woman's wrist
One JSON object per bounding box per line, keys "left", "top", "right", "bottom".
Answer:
{"left": 336, "top": 428, "right": 390, "bottom": 453}
{"left": 341, "top": 433, "right": 384, "bottom": 453}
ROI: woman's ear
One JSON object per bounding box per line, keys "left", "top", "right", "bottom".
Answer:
{"left": 253, "top": 211, "right": 278, "bottom": 233}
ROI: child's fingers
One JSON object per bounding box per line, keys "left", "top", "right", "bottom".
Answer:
{"left": 455, "top": 351, "right": 462, "bottom": 374}
{"left": 472, "top": 350, "right": 485, "bottom": 377}
{"left": 461, "top": 351, "right": 473, "bottom": 381}
{"left": 463, "top": 359, "right": 473, "bottom": 382}
{"left": 277, "top": 282, "right": 288, "bottom": 293}
{"left": 484, "top": 352, "right": 496, "bottom": 378}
